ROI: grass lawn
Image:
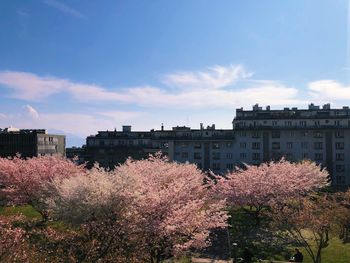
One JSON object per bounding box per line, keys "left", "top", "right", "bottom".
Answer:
{"left": 297, "top": 238, "right": 350, "bottom": 263}
{"left": 0, "top": 204, "right": 41, "bottom": 219}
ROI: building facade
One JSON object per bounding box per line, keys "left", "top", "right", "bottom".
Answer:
{"left": 232, "top": 103, "right": 350, "bottom": 187}
{"left": 83, "top": 104, "right": 350, "bottom": 187}
{"left": 0, "top": 127, "right": 66, "bottom": 158}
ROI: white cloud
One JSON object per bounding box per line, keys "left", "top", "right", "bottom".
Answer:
{"left": 162, "top": 64, "right": 252, "bottom": 89}
{"left": 0, "top": 65, "right": 304, "bottom": 109}
{"left": 42, "top": 0, "right": 86, "bottom": 19}
{"left": 308, "top": 80, "right": 350, "bottom": 101}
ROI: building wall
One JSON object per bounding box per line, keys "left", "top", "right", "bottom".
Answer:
{"left": 0, "top": 130, "right": 65, "bottom": 158}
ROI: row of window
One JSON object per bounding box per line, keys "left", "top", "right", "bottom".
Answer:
{"left": 181, "top": 152, "right": 235, "bottom": 160}
{"left": 212, "top": 163, "right": 234, "bottom": 170}
{"left": 178, "top": 142, "right": 233, "bottom": 149}
{"left": 237, "top": 130, "right": 345, "bottom": 138}
{"left": 268, "top": 141, "right": 345, "bottom": 150}
{"left": 236, "top": 120, "right": 347, "bottom": 128}
{"left": 236, "top": 152, "right": 346, "bottom": 161}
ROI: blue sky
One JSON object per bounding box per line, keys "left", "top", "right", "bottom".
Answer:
{"left": 0, "top": 0, "right": 349, "bottom": 146}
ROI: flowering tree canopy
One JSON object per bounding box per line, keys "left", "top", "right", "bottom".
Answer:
{"left": 116, "top": 154, "right": 228, "bottom": 262}
{"left": 47, "top": 154, "right": 228, "bottom": 263}
{"left": 0, "top": 155, "right": 84, "bottom": 218}
{"left": 214, "top": 159, "right": 329, "bottom": 211}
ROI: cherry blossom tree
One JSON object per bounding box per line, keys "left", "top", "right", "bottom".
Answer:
{"left": 47, "top": 154, "right": 228, "bottom": 263}
{"left": 214, "top": 159, "right": 329, "bottom": 224}
{"left": 116, "top": 154, "right": 228, "bottom": 263}
{"left": 271, "top": 194, "right": 342, "bottom": 263}
{"left": 45, "top": 165, "right": 137, "bottom": 262}
{"left": 0, "top": 155, "right": 84, "bottom": 220}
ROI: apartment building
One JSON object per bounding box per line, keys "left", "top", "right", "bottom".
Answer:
{"left": 233, "top": 103, "right": 350, "bottom": 187}
{"left": 0, "top": 127, "right": 66, "bottom": 157}
{"left": 83, "top": 104, "right": 350, "bottom": 187}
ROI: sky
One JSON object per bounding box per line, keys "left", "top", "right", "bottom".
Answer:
{"left": 0, "top": 0, "right": 350, "bottom": 146}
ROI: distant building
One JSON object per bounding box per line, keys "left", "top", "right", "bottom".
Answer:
{"left": 232, "top": 103, "right": 350, "bottom": 188}
{"left": 66, "top": 146, "right": 85, "bottom": 164}
{"left": 83, "top": 104, "right": 350, "bottom": 188}
{"left": 0, "top": 127, "right": 65, "bottom": 158}
{"left": 84, "top": 126, "right": 153, "bottom": 168}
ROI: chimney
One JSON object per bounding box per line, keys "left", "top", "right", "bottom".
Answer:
{"left": 161, "top": 123, "right": 164, "bottom": 131}
{"left": 200, "top": 123, "right": 204, "bottom": 130}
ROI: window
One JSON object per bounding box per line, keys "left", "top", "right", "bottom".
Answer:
{"left": 314, "top": 120, "right": 320, "bottom": 126}
{"left": 285, "top": 121, "right": 292, "bottom": 126}
{"left": 226, "top": 142, "right": 233, "bottom": 148}
{"left": 212, "top": 152, "right": 220, "bottom": 160}
{"left": 314, "top": 142, "right": 323, "bottom": 150}
{"left": 272, "top": 152, "right": 282, "bottom": 160}
{"left": 336, "top": 153, "right": 345, "bottom": 161}
{"left": 240, "top": 153, "right": 247, "bottom": 159}
{"left": 300, "top": 121, "right": 306, "bottom": 127}
{"left": 301, "top": 142, "right": 308, "bottom": 149}
{"left": 302, "top": 153, "right": 309, "bottom": 159}
{"left": 335, "top": 142, "right": 344, "bottom": 150}
{"left": 226, "top": 163, "right": 234, "bottom": 170}
{"left": 336, "top": 176, "right": 346, "bottom": 185}
{"left": 334, "top": 120, "right": 340, "bottom": 126}
{"left": 336, "top": 165, "right": 345, "bottom": 172}
{"left": 212, "top": 163, "right": 220, "bottom": 170}
{"left": 181, "top": 152, "right": 188, "bottom": 158}
{"left": 252, "top": 153, "right": 260, "bottom": 161}
{"left": 237, "top": 131, "right": 247, "bottom": 137}
{"left": 301, "top": 131, "right": 308, "bottom": 137}
{"left": 286, "top": 153, "right": 293, "bottom": 160}
{"left": 194, "top": 143, "right": 201, "bottom": 149}
{"left": 180, "top": 142, "right": 189, "bottom": 148}
{"left": 272, "top": 142, "right": 280, "bottom": 150}
{"left": 194, "top": 152, "right": 201, "bottom": 159}
{"left": 314, "top": 131, "right": 323, "bottom": 138}
{"left": 240, "top": 142, "right": 247, "bottom": 148}
{"left": 272, "top": 121, "right": 278, "bottom": 126}
{"left": 252, "top": 142, "right": 260, "bottom": 150}
{"left": 286, "top": 142, "right": 293, "bottom": 149}
{"left": 314, "top": 153, "right": 323, "bottom": 161}
{"left": 271, "top": 131, "right": 280, "bottom": 138}
{"left": 289, "top": 131, "right": 295, "bottom": 137}
{"left": 226, "top": 153, "right": 233, "bottom": 159}
{"left": 212, "top": 143, "right": 220, "bottom": 149}
{"left": 335, "top": 131, "right": 344, "bottom": 138}
{"left": 252, "top": 131, "right": 261, "bottom": 138}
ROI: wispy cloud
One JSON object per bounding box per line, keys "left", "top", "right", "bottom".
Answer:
{"left": 0, "top": 65, "right": 304, "bottom": 109}
{"left": 162, "top": 65, "right": 252, "bottom": 89}
{"left": 42, "top": 0, "right": 86, "bottom": 19}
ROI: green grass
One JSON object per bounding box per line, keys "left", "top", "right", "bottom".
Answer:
{"left": 297, "top": 238, "right": 350, "bottom": 263}
{"left": 265, "top": 237, "right": 350, "bottom": 263}
{"left": 0, "top": 205, "right": 41, "bottom": 219}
